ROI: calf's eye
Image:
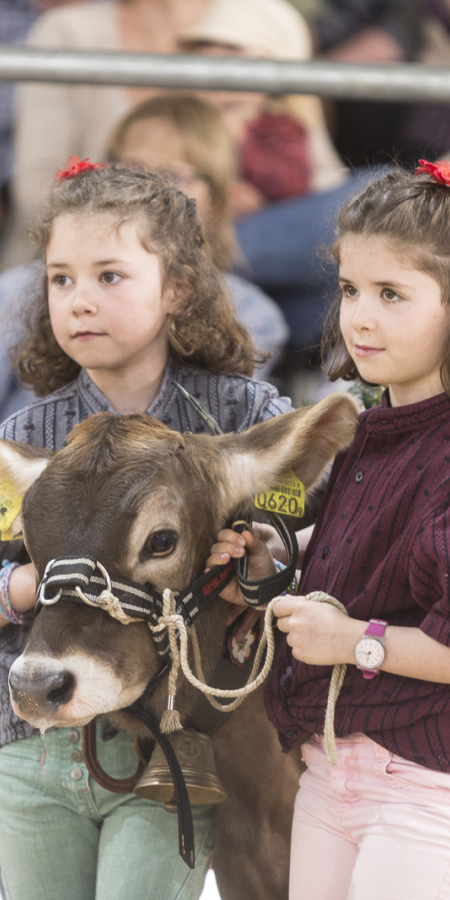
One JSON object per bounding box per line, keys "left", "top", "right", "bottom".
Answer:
{"left": 146, "top": 530, "right": 178, "bottom": 557}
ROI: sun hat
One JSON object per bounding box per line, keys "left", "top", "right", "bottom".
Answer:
{"left": 178, "top": 0, "right": 312, "bottom": 61}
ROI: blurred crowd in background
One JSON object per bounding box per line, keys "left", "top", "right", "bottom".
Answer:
{"left": 0, "top": 0, "right": 448, "bottom": 414}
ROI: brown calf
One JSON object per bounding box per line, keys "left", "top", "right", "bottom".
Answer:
{"left": 3, "top": 394, "right": 359, "bottom": 900}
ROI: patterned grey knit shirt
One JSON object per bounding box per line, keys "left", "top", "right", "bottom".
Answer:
{"left": 0, "top": 357, "right": 292, "bottom": 745}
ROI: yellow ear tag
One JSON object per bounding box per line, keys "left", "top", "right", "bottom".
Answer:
{"left": 254, "top": 468, "right": 305, "bottom": 518}
{"left": 0, "top": 482, "right": 23, "bottom": 541}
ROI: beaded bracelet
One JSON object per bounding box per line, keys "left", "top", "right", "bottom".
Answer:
{"left": 0, "top": 560, "right": 28, "bottom": 624}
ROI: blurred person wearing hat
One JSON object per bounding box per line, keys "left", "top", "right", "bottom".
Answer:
{"left": 179, "top": 0, "right": 347, "bottom": 217}
{"left": 0, "top": 0, "right": 208, "bottom": 271}
{"left": 178, "top": 0, "right": 375, "bottom": 366}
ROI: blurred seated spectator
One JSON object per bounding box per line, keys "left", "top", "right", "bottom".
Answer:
{"left": 316, "top": 0, "right": 418, "bottom": 61}
{"left": 108, "top": 93, "right": 290, "bottom": 378}
{"left": 313, "top": 0, "right": 423, "bottom": 167}
{"left": 178, "top": 0, "right": 374, "bottom": 357}
{"left": 179, "top": 0, "right": 347, "bottom": 221}
{"left": 0, "top": 0, "right": 108, "bottom": 247}
{"left": 0, "top": 0, "right": 208, "bottom": 270}
{"left": 0, "top": 1, "right": 100, "bottom": 420}
{"left": 0, "top": 263, "right": 39, "bottom": 421}
{"left": 0, "top": 0, "right": 39, "bottom": 241}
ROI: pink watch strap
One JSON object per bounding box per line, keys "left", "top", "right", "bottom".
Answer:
{"left": 365, "top": 619, "right": 388, "bottom": 638}
{"left": 361, "top": 619, "right": 388, "bottom": 679}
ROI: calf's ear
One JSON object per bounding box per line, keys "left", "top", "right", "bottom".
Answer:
{"left": 0, "top": 440, "right": 52, "bottom": 494}
{"left": 214, "top": 392, "right": 359, "bottom": 513}
{"left": 0, "top": 440, "right": 52, "bottom": 538}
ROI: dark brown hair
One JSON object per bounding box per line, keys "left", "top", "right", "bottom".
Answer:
{"left": 14, "top": 165, "right": 263, "bottom": 395}
{"left": 323, "top": 168, "right": 450, "bottom": 390}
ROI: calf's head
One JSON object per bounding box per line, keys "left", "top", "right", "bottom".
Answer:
{"left": 3, "top": 394, "right": 359, "bottom": 733}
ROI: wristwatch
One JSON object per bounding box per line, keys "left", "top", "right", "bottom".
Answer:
{"left": 353, "top": 619, "right": 388, "bottom": 679}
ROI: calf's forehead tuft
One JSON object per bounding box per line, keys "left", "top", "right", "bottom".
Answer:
{"left": 61, "top": 413, "right": 186, "bottom": 471}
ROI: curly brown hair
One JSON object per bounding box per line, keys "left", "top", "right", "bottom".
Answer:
{"left": 322, "top": 167, "right": 450, "bottom": 391}
{"left": 14, "top": 165, "right": 263, "bottom": 395}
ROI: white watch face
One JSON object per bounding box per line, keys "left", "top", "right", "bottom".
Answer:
{"left": 354, "top": 638, "right": 384, "bottom": 670}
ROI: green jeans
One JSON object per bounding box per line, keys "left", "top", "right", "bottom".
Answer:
{"left": 0, "top": 726, "right": 214, "bottom": 900}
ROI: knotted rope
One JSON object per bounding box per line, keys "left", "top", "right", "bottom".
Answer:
{"left": 149, "top": 589, "right": 277, "bottom": 729}
{"left": 89, "top": 584, "right": 348, "bottom": 761}
{"left": 96, "top": 589, "right": 138, "bottom": 625}
{"left": 149, "top": 588, "right": 349, "bottom": 764}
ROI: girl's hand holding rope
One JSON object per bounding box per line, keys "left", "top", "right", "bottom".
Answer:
{"left": 274, "top": 595, "right": 367, "bottom": 667}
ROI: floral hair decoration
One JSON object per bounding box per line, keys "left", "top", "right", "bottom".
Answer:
{"left": 55, "top": 155, "right": 107, "bottom": 183}
{"left": 415, "top": 159, "right": 450, "bottom": 186}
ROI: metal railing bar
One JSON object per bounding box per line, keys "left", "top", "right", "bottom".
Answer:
{"left": 0, "top": 46, "right": 450, "bottom": 102}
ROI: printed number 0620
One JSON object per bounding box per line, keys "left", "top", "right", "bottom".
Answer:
{"left": 256, "top": 492, "right": 300, "bottom": 516}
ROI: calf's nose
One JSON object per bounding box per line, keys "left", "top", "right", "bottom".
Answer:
{"left": 9, "top": 667, "right": 76, "bottom": 716}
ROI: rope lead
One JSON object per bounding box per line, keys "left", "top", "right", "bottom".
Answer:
{"left": 303, "top": 591, "right": 349, "bottom": 766}
{"left": 74, "top": 578, "right": 349, "bottom": 761}
{"left": 149, "top": 590, "right": 277, "bottom": 727}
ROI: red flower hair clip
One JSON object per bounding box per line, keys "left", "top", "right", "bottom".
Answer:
{"left": 55, "top": 155, "right": 106, "bottom": 183}
{"left": 415, "top": 159, "right": 450, "bottom": 186}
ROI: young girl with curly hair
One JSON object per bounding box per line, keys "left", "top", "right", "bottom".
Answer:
{"left": 208, "top": 160, "right": 450, "bottom": 900}
{"left": 0, "top": 159, "right": 292, "bottom": 900}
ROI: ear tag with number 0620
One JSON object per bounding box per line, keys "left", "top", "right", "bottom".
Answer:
{"left": 254, "top": 468, "right": 305, "bottom": 518}
{"left": 0, "top": 482, "right": 23, "bottom": 541}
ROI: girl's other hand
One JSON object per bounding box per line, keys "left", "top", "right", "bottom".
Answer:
{"left": 205, "top": 527, "right": 276, "bottom": 627}
{"left": 252, "top": 522, "right": 288, "bottom": 564}
{"left": 242, "top": 522, "right": 314, "bottom": 568}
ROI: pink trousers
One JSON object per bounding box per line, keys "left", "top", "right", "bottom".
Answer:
{"left": 290, "top": 733, "right": 450, "bottom": 900}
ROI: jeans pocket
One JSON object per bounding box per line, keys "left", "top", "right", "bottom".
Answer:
{"left": 385, "top": 754, "right": 450, "bottom": 804}
{"left": 0, "top": 736, "right": 44, "bottom": 767}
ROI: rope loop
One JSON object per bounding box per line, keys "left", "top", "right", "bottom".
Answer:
{"left": 147, "top": 591, "right": 279, "bottom": 725}
{"left": 77, "top": 577, "right": 349, "bottom": 761}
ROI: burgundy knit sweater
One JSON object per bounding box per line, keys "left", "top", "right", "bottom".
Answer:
{"left": 265, "top": 391, "right": 450, "bottom": 772}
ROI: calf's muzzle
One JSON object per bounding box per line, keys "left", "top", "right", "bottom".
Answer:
{"left": 9, "top": 664, "right": 75, "bottom": 717}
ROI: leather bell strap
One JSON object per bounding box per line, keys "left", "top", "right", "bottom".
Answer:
{"left": 128, "top": 701, "right": 196, "bottom": 869}
{"left": 232, "top": 512, "right": 298, "bottom": 606}
{"left": 82, "top": 704, "right": 195, "bottom": 869}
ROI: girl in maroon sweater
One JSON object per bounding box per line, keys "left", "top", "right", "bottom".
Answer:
{"left": 208, "top": 161, "right": 450, "bottom": 900}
